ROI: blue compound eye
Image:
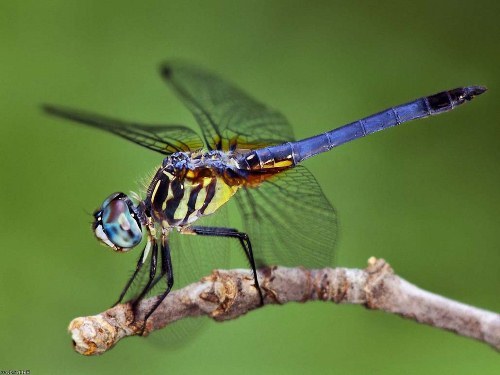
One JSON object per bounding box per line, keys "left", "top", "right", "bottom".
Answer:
{"left": 94, "top": 193, "right": 143, "bottom": 251}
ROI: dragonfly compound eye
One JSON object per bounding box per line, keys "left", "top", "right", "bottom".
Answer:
{"left": 94, "top": 193, "right": 143, "bottom": 251}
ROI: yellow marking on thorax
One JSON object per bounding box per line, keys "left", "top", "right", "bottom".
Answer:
{"left": 193, "top": 176, "right": 212, "bottom": 210}
{"left": 195, "top": 186, "right": 207, "bottom": 210}
{"left": 161, "top": 182, "right": 175, "bottom": 211}
{"left": 156, "top": 172, "right": 240, "bottom": 224}
{"left": 162, "top": 170, "right": 174, "bottom": 179}
{"left": 150, "top": 180, "right": 161, "bottom": 203}
{"left": 172, "top": 182, "right": 195, "bottom": 221}
{"left": 203, "top": 176, "right": 239, "bottom": 216}
{"left": 171, "top": 176, "right": 214, "bottom": 221}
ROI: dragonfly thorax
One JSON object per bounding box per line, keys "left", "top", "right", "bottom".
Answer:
{"left": 147, "top": 151, "right": 241, "bottom": 229}
{"left": 161, "top": 150, "right": 241, "bottom": 170}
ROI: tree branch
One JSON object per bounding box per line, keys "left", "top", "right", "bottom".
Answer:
{"left": 68, "top": 257, "right": 500, "bottom": 355}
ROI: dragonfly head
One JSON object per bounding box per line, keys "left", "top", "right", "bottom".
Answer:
{"left": 93, "top": 192, "right": 143, "bottom": 252}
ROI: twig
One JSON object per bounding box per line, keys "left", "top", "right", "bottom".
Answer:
{"left": 68, "top": 257, "right": 500, "bottom": 355}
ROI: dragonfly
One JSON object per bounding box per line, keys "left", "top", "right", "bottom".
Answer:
{"left": 44, "top": 62, "right": 486, "bottom": 331}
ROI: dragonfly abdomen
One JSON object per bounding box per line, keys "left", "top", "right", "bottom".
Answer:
{"left": 240, "top": 86, "right": 486, "bottom": 171}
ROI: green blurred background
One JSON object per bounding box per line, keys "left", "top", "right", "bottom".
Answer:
{"left": 1, "top": 0, "right": 499, "bottom": 373}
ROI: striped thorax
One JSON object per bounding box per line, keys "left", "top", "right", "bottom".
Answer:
{"left": 147, "top": 151, "right": 241, "bottom": 229}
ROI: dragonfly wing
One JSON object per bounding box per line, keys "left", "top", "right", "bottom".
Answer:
{"left": 161, "top": 62, "right": 338, "bottom": 267}
{"left": 160, "top": 61, "right": 295, "bottom": 150}
{"left": 235, "top": 166, "right": 337, "bottom": 268}
{"left": 43, "top": 105, "right": 204, "bottom": 154}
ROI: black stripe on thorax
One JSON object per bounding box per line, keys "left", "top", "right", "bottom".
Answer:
{"left": 199, "top": 179, "right": 217, "bottom": 215}
{"left": 183, "top": 183, "right": 203, "bottom": 221}
{"left": 164, "top": 177, "right": 184, "bottom": 221}
{"left": 152, "top": 176, "right": 170, "bottom": 210}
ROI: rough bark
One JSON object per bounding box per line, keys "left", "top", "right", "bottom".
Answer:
{"left": 68, "top": 258, "right": 500, "bottom": 355}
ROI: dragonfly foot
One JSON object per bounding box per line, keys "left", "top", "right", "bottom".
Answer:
{"left": 256, "top": 285, "right": 264, "bottom": 306}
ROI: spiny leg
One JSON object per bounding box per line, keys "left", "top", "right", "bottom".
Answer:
{"left": 132, "top": 238, "right": 158, "bottom": 305}
{"left": 112, "top": 237, "right": 153, "bottom": 307}
{"left": 141, "top": 232, "right": 174, "bottom": 334}
{"left": 138, "top": 238, "right": 169, "bottom": 299}
{"left": 181, "top": 226, "right": 264, "bottom": 305}
{"left": 142, "top": 263, "right": 166, "bottom": 297}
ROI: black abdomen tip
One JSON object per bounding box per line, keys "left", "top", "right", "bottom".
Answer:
{"left": 448, "top": 86, "right": 487, "bottom": 103}
{"left": 428, "top": 85, "right": 487, "bottom": 113}
{"left": 464, "top": 85, "right": 487, "bottom": 98}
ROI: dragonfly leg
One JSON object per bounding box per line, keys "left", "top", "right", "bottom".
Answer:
{"left": 112, "top": 236, "right": 153, "bottom": 307}
{"left": 135, "top": 235, "right": 170, "bottom": 303}
{"left": 131, "top": 238, "right": 158, "bottom": 305}
{"left": 141, "top": 231, "right": 174, "bottom": 334}
{"left": 181, "top": 226, "right": 264, "bottom": 306}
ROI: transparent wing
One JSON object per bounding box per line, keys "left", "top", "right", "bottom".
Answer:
{"left": 235, "top": 166, "right": 337, "bottom": 268}
{"left": 170, "top": 204, "right": 232, "bottom": 290}
{"left": 161, "top": 62, "right": 337, "bottom": 266}
{"left": 43, "top": 105, "right": 204, "bottom": 154}
{"left": 160, "top": 61, "right": 294, "bottom": 150}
